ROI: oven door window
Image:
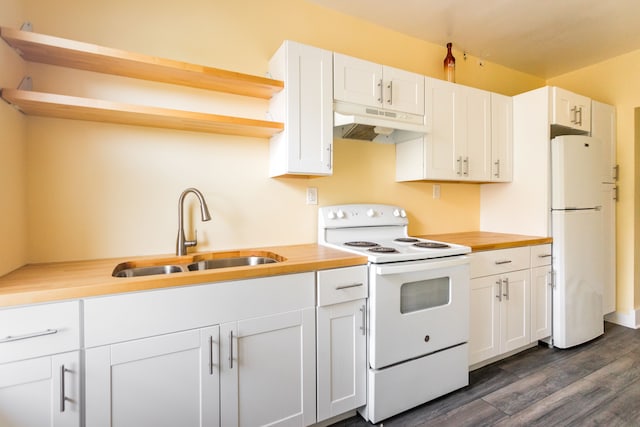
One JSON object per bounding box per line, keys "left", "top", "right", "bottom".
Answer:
{"left": 400, "top": 277, "right": 450, "bottom": 314}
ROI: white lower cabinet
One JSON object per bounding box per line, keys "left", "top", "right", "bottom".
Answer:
{"left": 469, "top": 247, "right": 531, "bottom": 366}
{"left": 0, "top": 301, "right": 81, "bottom": 427}
{"left": 530, "top": 244, "right": 553, "bottom": 340}
{"left": 316, "top": 266, "right": 368, "bottom": 422}
{"left": 0, "top": 351, "right": 80, "bottom": 427}
{"left": 85, "top": 327, "right": 220, "bottom": 427}
{"left": 220, "top": 308, "right": 316, "bottom": 427}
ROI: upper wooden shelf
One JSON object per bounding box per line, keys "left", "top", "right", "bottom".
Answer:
{"left": 1, "top": 89, "right": 284, "bottom": 138}
{"left": 0, "top": 27, "right": 284, "bottom": 99}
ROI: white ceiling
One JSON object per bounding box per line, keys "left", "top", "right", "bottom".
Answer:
{"left": 308, "top": 0, "right": 640, "bottom": 78}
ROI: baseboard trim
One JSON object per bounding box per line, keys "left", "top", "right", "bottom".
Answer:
{"left": 605, "top": 310, "right": 640, "bottom": 329}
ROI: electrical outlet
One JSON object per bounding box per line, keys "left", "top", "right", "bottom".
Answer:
{"left": 306, "top": 187, "right": 318, "bottom": 205}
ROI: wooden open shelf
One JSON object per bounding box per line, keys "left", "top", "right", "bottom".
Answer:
{"left": 0, "top": 27, "right": 285, "bottom": 137}
{"left": 0, "top": 27, "right": 283, "bottom": 99}
{"left": 1, "top": 89, "right": 284, "bottom": 138}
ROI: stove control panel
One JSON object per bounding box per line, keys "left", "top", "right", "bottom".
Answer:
{"left": 319, "top": 204, "right": 409, "bottom": 228}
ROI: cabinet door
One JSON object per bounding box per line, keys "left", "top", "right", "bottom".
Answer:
{"left": 383, "top": 65, "right": 425, "bottom": 115}
{"left": 464, "top": 86, "right": 491, "bottom": 181}
{"left": 316, "top": 299, "right": 366, "bottom": 421}
{"left": 0, "top": 351, "right": 80, "bottom": 427}
{"left": 424, "top": 78, "right": 462, "bottom": 180}
{"left": 333, "top": 53, "right": 382, "bottom": 107}
{"left": 269, "top": 41, "right": 333, "bottom": 177}
{"left": 221, "top": 308, "right": 316, "bottom": 427}
{"left": 490, "top": 93, "right": 513, "bottom": 182}
{"left": 85, "top": 327, "right": 220, "bottom": 427}
{"left": 531, "top": 265, "right": 552, "bottom": 340}
{"left": 469, "top": 276, "right": 501, "bottom": 365}
{"left": 551, "top": 87, "right": 591, "bottom": 132}
{"left": 501, "top": 270, "right": 531, "bottom": 353}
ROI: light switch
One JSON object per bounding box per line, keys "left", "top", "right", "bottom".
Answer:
{"left": 306, "top": 187, "right": 318, "bottom": 205}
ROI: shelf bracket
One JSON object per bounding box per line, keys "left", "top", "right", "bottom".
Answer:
{"left": 17, "top": 76, "right": 33, "bottom": 91}
{"left": 20, "top": 22, "right": 33, "bottom": 32}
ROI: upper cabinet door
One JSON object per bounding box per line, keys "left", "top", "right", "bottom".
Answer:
{"left": 551, "top": 87, "right": 591, "bottom": 132}
{"left": 333, "top": 53, "right": 425, "bottom": 115}
{"left": 382, "top": 65, "right": 425, "bottom": 115}
{"left": 491, "top": 93, "right": 513, "bottom": 182}
{"left": 334, "top": 53, "right": 383, "bottom": 107}
{"left": 464, "top": 86, "right": 491, "bottom": 182}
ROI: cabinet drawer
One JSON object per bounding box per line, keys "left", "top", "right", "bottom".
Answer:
{"left": 317, "top": 265, "right": 368, "bottom": 306}
{"left": 531, "top": 244, "right": 553, "bottom": 267}
{"left": 470, "top": 247, "right": 530, "bottom": 278}
{"left": 0, "top": 300, "right": 80, "bottom": 364}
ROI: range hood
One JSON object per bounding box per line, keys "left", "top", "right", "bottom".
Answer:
{"left": 333, "top": 101, "right": 428, "bottom": 143}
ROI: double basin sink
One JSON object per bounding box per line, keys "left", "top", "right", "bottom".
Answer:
{"left": 112, "top": 250, "right": 284, "bottom": 278}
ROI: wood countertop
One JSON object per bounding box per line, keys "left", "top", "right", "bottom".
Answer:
{"left": 0, "top": 244, "right": 367, "bottom": 308}
{"left": 418, "top": 231, "right": 552, "bottom": 252}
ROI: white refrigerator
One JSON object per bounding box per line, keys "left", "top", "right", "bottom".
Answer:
{"left": 551, "top": 135, "right": 604, "bottom": 349}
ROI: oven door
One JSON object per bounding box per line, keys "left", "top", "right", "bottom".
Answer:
{"left": 369, "top": 256, "right": 469, "bottom": 370}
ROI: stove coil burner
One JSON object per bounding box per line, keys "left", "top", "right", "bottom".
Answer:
{"left": 395, "top": 238, "right": 420, "bottom": 243}
{"left": 368, "top": 247, "right": 399, "bottom": 254}
{"left": 413, "top": 242, "right": 451, "bottom": 249}
{"left": 344, "top": 241, "right": 379, "bottom": 248}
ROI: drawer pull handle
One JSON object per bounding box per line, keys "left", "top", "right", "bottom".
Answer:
{"left": 335, "top": 282, "right": 364, "bottom": 290}
{"left": 494, "top": 260, "right": 512, "bottom": 265}
{"left": 0, "top": 328, "right": 58, "bottom": 344}
{"left": 538, "top": 254, "right": 552, "bottom": 258}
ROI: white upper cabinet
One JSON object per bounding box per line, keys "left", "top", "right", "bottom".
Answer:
{"left": 333, "top": 53, "right": 425, "bottom": 115}
{"left": 396, "top": 78, "right": 495, "bottom": 182}
{"left": 551, "top": 86, "right": 591, "bottom": 133}
{"left": 269, "top": 41, "right": 333, "bottom": 177}
{"left": 490, "top": 93, "right": 513, "bottom": 182}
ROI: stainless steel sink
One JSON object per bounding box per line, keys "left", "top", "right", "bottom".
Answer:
{"left": 112, "top": 251, "right": 283, "bottom": 277}
{"left": 112, "top": 264, "right": 184, "bottom": 277}
{"left": 187, "top": 256, "right": 278, "bottom": 271}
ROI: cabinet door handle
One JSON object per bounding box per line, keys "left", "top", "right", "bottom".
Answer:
{"left": 326, "top": 143, "right": 332, "bottom": 170}
{"left": 0, "top": 328, "right": 58, "bottom": 344}
{"left": 335, "top": 282, "right": 364, "bottom": 290}
{"left": 538, "top": 254, "right": 552, "bottom": 259}
{"left": 359, "top": 304, "right": 366, "bottom": 336}
{"left": 209, "top": 336, "right": 215, "bottom": 375}
{"left": 494, "top": 159, "right": 501, "bottom": 178}
{"left": 60, "top": 364, "right": 68, "bottom": 412}
{"left": 494, "top": 260, "right": 512, "bottom": 265}
{"left": 613, "top": 186, "right": 619, "bottom": 201}
{"left": 502, "top": 277, "right": 510, "bottom": 300}
{"left": 570, "top": 106, "right": 578, "bottom": 124}
{"left": 229, "top": 330, "right": 234, "bottom": 370}
{"left": 456, "top": 156, "right": 462, "bottom": 176}
{"left": 496, "top": 279, "right": 502, "bottom": 302}
{"left": 377, "top": 79, "right": 383, "bottom": 103}
{"left": 576, "top": 106, "right": 583, "bottom": 126}
{"left": 613, "top": 164, "right": 619, "bottom": 181}
{"left": 463, "top": 157, "right": 469, "bottom": 176}
{"left": 387, "top": 81, "right": 393, "bottom": 104}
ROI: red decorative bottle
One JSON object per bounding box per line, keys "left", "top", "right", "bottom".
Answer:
{"left": 444, "top": 42, "right": 455, "bottom": 82}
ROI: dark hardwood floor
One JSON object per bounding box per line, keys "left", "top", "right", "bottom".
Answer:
{"left": 331, "top": 322, "right": 640, "bottom": 426}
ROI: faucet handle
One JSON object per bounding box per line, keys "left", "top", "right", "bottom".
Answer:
{"left": 185, "top": 229, "right": 198, "bottom": 248}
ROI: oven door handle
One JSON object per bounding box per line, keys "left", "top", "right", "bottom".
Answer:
{"left": 375, "top": 256, "right": 469, "bottom": 276}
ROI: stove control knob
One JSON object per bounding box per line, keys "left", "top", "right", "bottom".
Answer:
{"left": 366, "top": 209, "right": 375, "bottom": 217}
{"left": 327, "top": 211, "right": 336, "bottom": 220}
{"left": 400, "top": 209, "right": 407, "bottom": 218}
{"left": 336, "top": 209, "right": 346, "bottom": 219}
{"left": 393, "top": 209, "right": 401, "bottom": 217}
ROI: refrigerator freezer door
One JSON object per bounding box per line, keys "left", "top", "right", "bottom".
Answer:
{"left": 551, "top": 135, "right": 602, "bottom": 209}
{"left": 552, "top": 209, "right": 604, "bottom": 348}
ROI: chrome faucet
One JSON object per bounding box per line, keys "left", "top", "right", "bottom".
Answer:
{"left": 176, "top": 188, "right": 211, "bottom": 256}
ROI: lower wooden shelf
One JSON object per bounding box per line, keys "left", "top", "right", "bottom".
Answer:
{"left": 1, "top": 88, "right": 284, "bottom": 138}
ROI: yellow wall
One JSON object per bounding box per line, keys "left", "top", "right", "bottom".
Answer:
{"left": 0, "top": 0, "right": 27, "bottom": 274}
{"left": 0, "top": 0, "right": 544, "bottom": 272}
{"left": 549, "top": 53, "right": 640, "bottom": 315}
